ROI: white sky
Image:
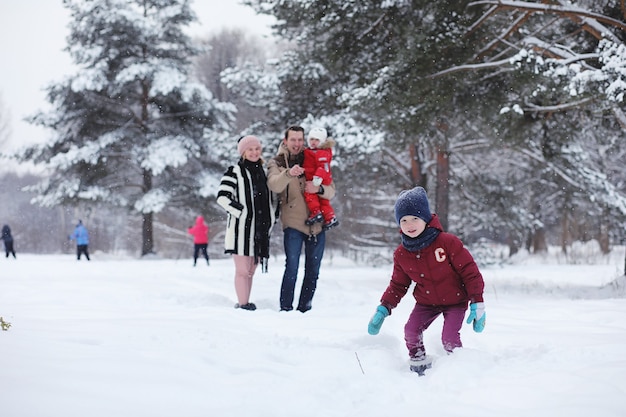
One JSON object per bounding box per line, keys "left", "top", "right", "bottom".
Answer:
{"left": 0, "top": 0, "right": 275, "bottom": 152}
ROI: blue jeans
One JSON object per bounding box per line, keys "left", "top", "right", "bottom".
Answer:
{"left": 280, "top": 227, "right": 326, "bottom": 312}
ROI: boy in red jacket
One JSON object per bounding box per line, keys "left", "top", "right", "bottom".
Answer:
{"left": 302, "top": 127, "right": 338, "bottom": 230}
{"left": 367, "top": 186, "right": 486, "bottom": 375}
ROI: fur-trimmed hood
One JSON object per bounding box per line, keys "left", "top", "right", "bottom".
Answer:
{"left": 310, "top": 137, "right": 336, "bottom": 150}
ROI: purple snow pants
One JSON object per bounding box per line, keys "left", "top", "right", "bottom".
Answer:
{"left": 404, "top": 302, "right": 467, "bottom": 359}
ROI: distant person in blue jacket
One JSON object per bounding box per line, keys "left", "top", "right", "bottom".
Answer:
{"left": 1, "top": 224, "right": 16, "bottom": 259}
{"left": 69, "top": 220, "right": 90, "bottom": 261}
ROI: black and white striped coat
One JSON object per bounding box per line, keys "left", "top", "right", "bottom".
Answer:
{"left": 216, "top": 162, "right": 277, "bottom": 256}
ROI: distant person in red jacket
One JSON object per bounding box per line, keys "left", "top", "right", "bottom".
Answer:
{"left": 188, "top": 215, "right": 210, "bottom": 266}
{"left": 367, "top": 186, "right": 486, "bottom": 376}
{"left": 302, "top": 127, "right": 338, "bottom": 230}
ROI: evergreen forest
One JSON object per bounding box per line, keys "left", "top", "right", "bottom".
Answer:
{"left": 2, "top": 0, "right": 626, "bottom": 262}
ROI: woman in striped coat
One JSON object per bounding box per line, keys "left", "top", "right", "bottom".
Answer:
{"left": 217, "top": 135, "right": 277, "bottom": 311}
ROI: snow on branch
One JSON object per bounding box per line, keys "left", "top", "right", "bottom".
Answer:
{"left": 517, "top": 147, "right": 580, "bottom": 188}
{"left": 522, "top": 97, "right": 594, "bottom": 113}
{"left": 611, "top": 106, "right": 626, "bottom": 129}
{"left": 134, "top": 189, "right": 170, "bottom": 214}
{"left": 427, "top": 57, "right": 514, "bottom": 79}
{"left": 521, "top": 37, "right": 575, "bottom": 60}
{"left": 549, "top": 40, "right": 626, "bottom": 103}
{"left": 465, "top": 5, "right": 500, "bottom": 38}
{"left": 357, "top": 12, "right": 387, "bottom": 41}
{"left": 140, "top": 136, "right": 196, "bottom": 176}
{"left": 468, "top": 1, "right": 626, "bottom": 33}
{"left": 470, "top": 8, "right": 532, "bottom": 61}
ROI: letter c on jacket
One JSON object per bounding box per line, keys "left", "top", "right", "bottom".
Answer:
{"left": 435, "top": 248, "right": 446, "bottom": 263}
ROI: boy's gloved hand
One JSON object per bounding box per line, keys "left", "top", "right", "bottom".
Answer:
{"left": 313, "top": 176, "right": 323, "bottom": 186}
{"left": 368, "top": 305, "right": 389, "bottom": 335}
{"left": 466, "top": 302, "right": 486, "bottom": 332}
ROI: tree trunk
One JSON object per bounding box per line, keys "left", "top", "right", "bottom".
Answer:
{"left": 560, "top": 205, "right": 570, "bottom": 254}
{"left": 525, "top": 231, "right": 532, "bottom": 252}
{"left": 507, "top": 233, "right": 520, "bottom": 256}
{"left": 409, "top": 143, "right": 426, "bottom": 187}
{"left": 435, "top": 149, "right": 450, "bottom": 231}
{"left": 142, "top": 212, "right": 154, "bottom": 256}
{"left": 141, "top": 168, "right": 154, "bottom": 256}
{"left": 140, "top": 78, "right": 154, "bottom": 256}
{"left": 532, "top": 226, "right": 548, "bottom": 253}
{"left": 598, "top": 206, "right": 610, "bottom": 254}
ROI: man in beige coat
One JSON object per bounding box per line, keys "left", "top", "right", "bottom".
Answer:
{"left": 267, "top": 125, "right": 336, "bottom": 312}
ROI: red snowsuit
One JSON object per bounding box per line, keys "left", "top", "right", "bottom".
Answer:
{"left": 302, "top": 140, "right": 335, "bottom": 222}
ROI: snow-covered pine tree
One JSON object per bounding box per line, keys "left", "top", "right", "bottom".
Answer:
{"left": 239, "top": 0, "right": 506, "bottom": 241}
{"left": 461, "top": 0, "right": 626, "bottom": 252}
{"left": 241, "top": 0, "right": 626, "bottom": 256}
{"left": 18, "top": 0, "right": 234, "bottom": 256}
{"left": 193, "top": 28, "right": 277, "bottom": 133}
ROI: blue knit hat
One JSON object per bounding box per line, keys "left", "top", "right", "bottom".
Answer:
{"left": 394, "top": 186, "right": 432, "bottom": 225}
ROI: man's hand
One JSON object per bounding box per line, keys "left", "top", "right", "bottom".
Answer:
{"left": 288, "top": 164, "right": 304, "bottom": 177}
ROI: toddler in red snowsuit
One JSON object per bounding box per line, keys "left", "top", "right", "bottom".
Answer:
{"left": 302, "top": 127, "right": 338, "bottom": 230}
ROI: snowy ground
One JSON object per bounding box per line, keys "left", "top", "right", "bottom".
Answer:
{"left": 1, "top": 247, "right": 625, "bottom": 417}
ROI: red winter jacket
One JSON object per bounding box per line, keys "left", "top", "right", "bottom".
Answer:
{"left": 302, "top": 140, "right": 334, "bottom": 185}
{"left": 188, "top": 216, "right": 209, "bottom": 244}
{"left": 380, "top": 214, "right": 484, "bottom": 312}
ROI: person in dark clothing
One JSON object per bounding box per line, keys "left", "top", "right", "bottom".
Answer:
{"left": 1, "top": 225, "right": 16, "bottom": 259}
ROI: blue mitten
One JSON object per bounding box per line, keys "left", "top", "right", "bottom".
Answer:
{"left": 368, "top": 305, "right": 389, "bottom": 335}
{"left": 466, "top": 302, "right": 486, "bottom": 332}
